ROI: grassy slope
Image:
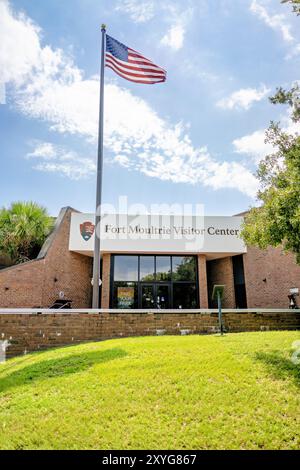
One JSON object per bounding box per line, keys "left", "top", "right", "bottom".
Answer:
{"left": 0, "top": 331, "right": 299, "bottom": 450}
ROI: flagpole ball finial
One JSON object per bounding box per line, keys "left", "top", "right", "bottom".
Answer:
{"left": 101, "top": 24, "right": 106, "bottom": 32}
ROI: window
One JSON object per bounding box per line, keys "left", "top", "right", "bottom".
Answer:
{"left": 156, "top": 256, "right": 171, "bottom": 281}
{"left": 113, "top": 282, "right": 138, "bottom": 309}
{"left": 140, "top": 256, "right": 155, "bottom": 282}
{"left": 172, "top": 256, "right": 196, "bottom": 281}
{"left": 173, "top": 283, "right": 198, "bottom": 309}
{"left": 114, "top": 255, "right": 138, "bottom": 281}
{"left": 111, "top": 255, "right": 199, "bottom": 309}
{"left": 232, "top": 255, "right": 247, "bottom": 308}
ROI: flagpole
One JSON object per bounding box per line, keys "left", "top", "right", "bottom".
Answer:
{"left": 92, "top": 23, "right": 106, "bottom": 309}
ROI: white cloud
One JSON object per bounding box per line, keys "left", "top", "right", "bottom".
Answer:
{"left": 160, "top": 24, "right": 185, "bottom": 51}
{"left": 27, "top": 141, "right": 57, "bottom": 159}
{"left": 233, "top": 130, "right": 273, "bottom": 163}
{"left": 34, "top": 160, "right": 96, "bottom": 180}
{"left": 182, "top": 59, "right": 219, "bottom": 82}
{"left": 27, "top": 141, "right": 96, "bottom": 179}
{"left": 250, "top": 0, "right": 294, "bottom": 43}
{"left": 0, "top": 0, "right": 41, "bottom": 87}
{"left": 1, "top": 0, "right": 258, "bottom": 197}
{"left": 0, "top": 82, "right": 6, "bottom": 104}
{"left": 250, "top": 0, "right": 300, "bottom": 57}
{"left": 115, "top": 1, "right": 193, "bottom": 52}
{"left": 159, "top": 4, "right": 194, "bottom": 52}
{"left": 114, "top": 154, "right": 132, "bottom": 168}
{"left": 217, "top": 85, "right": 270, "bottom": 111}
{"left": 233, "top": 114, "right": 300, "bottom": 163}
{"left": 286, "top": 43, "right": 300, "bottom": 59}
{"left": 115, "top": 0, "right": 155, "bottom": 23}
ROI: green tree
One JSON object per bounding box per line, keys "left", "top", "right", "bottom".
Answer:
{"left": 281, "top": 0, "right": 300, "bottom": 15}
{"left": 241, "top": 83, "right": 300, "bottom": 262}
{"left": 0, "top": 202, "right": 54, "bottom": 264}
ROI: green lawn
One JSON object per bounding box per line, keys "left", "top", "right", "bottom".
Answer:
{"left": 0, "top": 331, "right": 299, "bottom": 450}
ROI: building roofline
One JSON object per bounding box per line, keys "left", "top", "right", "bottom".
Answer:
{"left": 0, "top": 257, "right": 44, "bottom": 273}
{"left": 233, "top": 211, "right": 249, "bottom": 217}
{"left": 37, "top": 206, "right": 79, "bottom": 260}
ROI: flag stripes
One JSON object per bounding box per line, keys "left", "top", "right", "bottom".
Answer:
{"left": 105, "top": 35, "right": 166, "bottom": 85}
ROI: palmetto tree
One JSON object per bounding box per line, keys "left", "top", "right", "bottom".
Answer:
{"left": 0, "top": 202, "right": 53, "bottom": 264}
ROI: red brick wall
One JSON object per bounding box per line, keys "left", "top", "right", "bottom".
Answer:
{"left": 101, "top": 253, "right": 111, "bottom": 309}
{"left": 1, "top": 312, "right": 299, "bottom": 357}
{"left": 243, "top": 246, "right": 300, "bottom": 309}
{"left": 207, "top": 257, "right": 236, "bottom": 308}
{"left": 0, "top": 208, "right": 93, "bottom": 309}
{"left": 0, "top": 260, "right": 45, "bottom": 308}
{"left": 198, "top": 255, "right": 209, "bottom": 308}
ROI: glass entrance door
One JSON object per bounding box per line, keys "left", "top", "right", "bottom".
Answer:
{"left": 156, "top": 284, "right": 170, "bottom": 309}
{"left": 140, "top": 284, "right": 171, "bottom": 308}
{"left": 141, "top": 284, "right": 155, "bottom": 309}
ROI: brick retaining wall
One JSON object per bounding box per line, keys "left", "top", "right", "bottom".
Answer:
{"left": 1, "top": 311, "right": 299, "bottom": 357}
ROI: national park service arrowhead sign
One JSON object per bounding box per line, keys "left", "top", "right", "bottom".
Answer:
{"left": 80, "top": 221, "right": 95, "bottom": 241}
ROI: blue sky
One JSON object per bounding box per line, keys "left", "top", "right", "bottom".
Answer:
{"left": 0, "top": 0, "right": 300, "bottom": 216}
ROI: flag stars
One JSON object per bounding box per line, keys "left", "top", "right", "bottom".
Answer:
{"left": 106, "top": 35, "right": 129, "bottom": 62}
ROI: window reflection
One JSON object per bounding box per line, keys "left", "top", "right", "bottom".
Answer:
{"left": 114, "top": 256, "right": 138, "bottom": 281}
{"left": 172, "top": 256, "right": 196, "bottom": 281}
{"left": 140, "top": 256, "right": 155, "bottom": 282}
{"left": 156, "top": 256, "right": 171, "bottom": 281}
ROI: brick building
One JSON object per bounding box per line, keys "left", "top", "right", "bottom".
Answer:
{"left": 0, "top": 206, "right": 299, "bottom": 310}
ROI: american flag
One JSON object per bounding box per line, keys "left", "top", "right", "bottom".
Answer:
{"left": 105, "top": 35, "right": 167, "bottom": 85}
